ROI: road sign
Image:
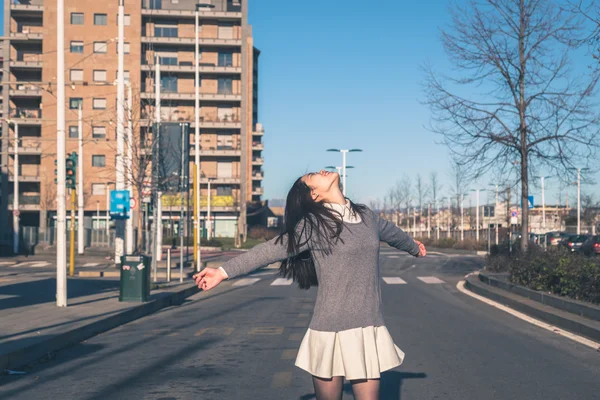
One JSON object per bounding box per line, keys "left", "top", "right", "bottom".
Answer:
{"left": 528, "top": 196, "right": 534, "bottom": 209}
{"left": 511, "top": 211, "right": 517, "bottom": 217}
{"left": 110, "top": 190, "right": 131, "bottom": 220}
{"left": 13, "top": 210, "right": 20, "bottom": 216}
{"left": 130, "top": 197, "right": 137, "bottom": 210}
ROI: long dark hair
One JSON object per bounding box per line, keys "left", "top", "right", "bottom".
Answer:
{"left": 276, "top": 176, "right": 367, "bottom": 289}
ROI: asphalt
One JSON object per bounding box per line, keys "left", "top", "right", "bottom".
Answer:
{"left": 1, "top": 251, "right": 599, "bottom": 399}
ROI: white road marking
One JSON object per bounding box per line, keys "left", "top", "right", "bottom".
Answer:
{"left": 0, "top": 261, "right": 16, "bottom": 266}
{"left": 83, "top": 263, "right": 100, "bottom": 267}
{"left": 271, "top": 278, "right": 293, "bottom": 286}
{"left": 232, "top": 278, "right": 261, "bottom": 287}
{"left": 382, "top": 277, "right": 407, "bottom": 284}
{"left": 30, "top": 262, "right": 50, "bottom": 268}
{"left": 386, "top": 255, "right": 401, "bottom": 259}
{"left": 417, "top": 276, "right": 445, "bottom": 284}
{"left": 457, "top": 279, "right": 600, "bottom": 351}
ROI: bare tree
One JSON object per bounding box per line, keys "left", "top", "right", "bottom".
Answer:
{"left": 424, "top": 0, "right": 600, "bottom": 251}
{"left": 429, "top": 171, "right": 442, "bottom": 210}
{"left": 415, "top": 174, "right": 430, "bottom": 217}
{"left": 448, "top": 162, "right": 467, "bottom": 216}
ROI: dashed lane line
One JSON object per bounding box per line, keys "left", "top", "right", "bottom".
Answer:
{"left": 232, "top": 278, "right": 261, "bottom": 287}
{"left": 417, "top": 276, "right": 446, "bottom": 284}
{"left": 382, "top": 277, "right": 407, "bottom": 284}
{"left": 271, "top": 278, "right": 293, "bottom": 286}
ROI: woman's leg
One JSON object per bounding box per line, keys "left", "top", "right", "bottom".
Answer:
{"left": 312, "top": 375, "right": 344, "bottom": 400}
{"left": 350, "top": 378, "right": 380, "bottom": 400}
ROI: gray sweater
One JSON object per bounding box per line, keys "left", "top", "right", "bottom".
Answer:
{"left": 220, "top": 208, "right": 420, "bottom": 332}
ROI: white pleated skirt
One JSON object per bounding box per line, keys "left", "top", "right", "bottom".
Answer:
{"left": 294, "top": 325, "right": 405, "bottom": 380}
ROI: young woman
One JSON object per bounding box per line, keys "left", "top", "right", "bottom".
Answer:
{"left": 194, "top": 170, "right": 426, "bottom": 400}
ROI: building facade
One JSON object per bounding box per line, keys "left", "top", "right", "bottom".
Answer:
{"left": 1, "top": 0, "right": 264, "bottom": 248}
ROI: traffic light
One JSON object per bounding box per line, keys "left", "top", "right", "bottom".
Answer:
{"left": 65, "top": 152, "right": 78, "bottom": 190}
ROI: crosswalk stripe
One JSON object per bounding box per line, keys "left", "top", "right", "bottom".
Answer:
{"left": 417, "top": 276, "right": 446, "bottom": 284}
{"left": 83, "top": 262, "right": 100, "bottom": 267}
{"left": 232, "top": 278, "right": 261, "bottom": 287}
{"left": 271, "top": 278, "right": 293, "bottom": 286}
{"left": 386, "top": 255, "right": 401, "bottom": 259}
{"left": 31, "top": 262, "right": 50, "bottom": 268}
{"left": 382, "top": 277, "right": 407, "bottom": 284}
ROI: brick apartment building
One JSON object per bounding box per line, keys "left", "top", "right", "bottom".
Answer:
{"left": 0, "top": 0, "right": 265, "bottom": 248}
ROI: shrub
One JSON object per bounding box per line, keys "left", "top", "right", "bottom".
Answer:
{"left": 487, "top": 246, "right": 600, "bottom": 304}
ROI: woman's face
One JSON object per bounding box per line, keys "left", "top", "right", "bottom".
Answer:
{"left": 301, "top": 170, "right": 340, "bottom": 203}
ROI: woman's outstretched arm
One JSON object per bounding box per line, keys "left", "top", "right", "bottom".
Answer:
{"left": 374, "top": 211, "right": 425, "bottom": 257}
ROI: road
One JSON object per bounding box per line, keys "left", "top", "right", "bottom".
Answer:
{"left": 1, "top": 249, "right": 599, "bottom": 399}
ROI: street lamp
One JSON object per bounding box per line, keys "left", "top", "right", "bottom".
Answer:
{"left": 105, "top": 181, "right": 115, "bottom": 235}
{"left": 195, "top": 2, "right": 216, "bottom": 271}
{"left": 569, "top": 168, "right": 590, "bottom": 234}
{"left": 326, "top": 149, "right": 362, "bottom": 196}
{"left": 325, "top": 165, "right": 354, "bottom": 179}
{"left": 470, "top": 188, "right": 485, "bottom": 242}
{"left": 534, "top": 175, "right": 552, "bottom": 231}
{"left": 488, "top": 184, "right": 499, "bottom": 245}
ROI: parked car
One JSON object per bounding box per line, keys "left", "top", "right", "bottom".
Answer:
{"left": 581, "top": 235, "right": 600, "bottom": 256}
{"left": 545, "top": 231, "right": 570, "bottom": 246}
{"left": 559, "top": 234, "right": 591, "bottom": 253}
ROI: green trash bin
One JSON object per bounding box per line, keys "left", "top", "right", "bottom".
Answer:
{"left": 119, "top": 254, "right": 151, "bottom": 302}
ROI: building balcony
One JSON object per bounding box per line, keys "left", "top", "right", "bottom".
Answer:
{"left": 9, "top": 108, "right": 42, "bottom": 124}
{"left": 8, "top": 194, "right": 41, "bottom": 210}
{"left": 252, "top": 187, "right": 264, "bottom": 195}
{"left": 252, "top": 157, "right": 264, "bottom": 166}
{"left": 8, "top": 141, "right": 42, "bottom": 155}
{"left": 10, "top": 2, "right": 43, "bottom": 13}
{"left": 9, "top": 84, "right": 42, "bottom": 97}
{"left": 9, "top": 32, "right": 43, "bottom": 42}
{"left": 10, "top": 60, "right": 43, "bottom": 69}
{"left": 139, "top": 118, "right": 241, "bottom": 129}
{"left": 141, "top": 63, "right": 241, "bottom": 74}
{"left": 253, "top": 123, "right": 265, "bottom": 136}
{"left": 199, "top": 176, "right": 240, "bottom": 185}
{"left": 252, "top": 172, "right": 263, "bottom": 181}
{"left": 140, "top": 91, "right": 241, "bottom": 101}
{"left": 191, "top": 147, "right": 241, "bottom": 157}
{"left": 141, "top": 8, "right": 242, "bottom": 21}
{"left": 141, "top": 36, "right": 241, "bottom": 48}
{"left": 252, "top": 142, "right": 264, "bottom": 151}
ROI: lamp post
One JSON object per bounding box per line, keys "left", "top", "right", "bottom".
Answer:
{"left": 195, "top": 2, "right": 215, "bottom": 271}
{"left": 534, "top": 176, "right": 552, "bottom": 231}
{"left": 326, "top": 149, "right": 362, "bottom": 196}
{"left": 325, "top": 165, "right": 354, "bottom": 181}
{"left": 6, "top": 120, "right": 19, "bottom": 254}
{"left": 488, "top": 184, "right": 499, "bottom": 245}
{"left": 470, "top": 188, "right": 484, "bottom": 242}
{"left": 570, "top": 168, "right": 590, "bottom": 234}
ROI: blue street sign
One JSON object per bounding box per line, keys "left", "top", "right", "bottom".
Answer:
{"left": 110, "top": 190, "right": 131, "bottom": 220}
{"left": 520, "top": 196, "right": 535, "bottom": 209}
{"left": 511, "top": 211, "right": 517, "bottom": 218}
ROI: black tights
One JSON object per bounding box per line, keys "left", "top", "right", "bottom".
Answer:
{"left": 312, "top": 376, "right": 380, "bottom": 400}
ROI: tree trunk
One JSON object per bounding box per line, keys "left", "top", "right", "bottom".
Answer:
{"left": 520, "top": 153, "right": 529, "bottom": 252}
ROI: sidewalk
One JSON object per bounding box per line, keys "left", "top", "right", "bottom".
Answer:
{"left": 0, "top": 274, "right": 199, "bottom": 371}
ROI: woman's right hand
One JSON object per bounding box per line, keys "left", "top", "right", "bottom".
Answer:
{"left": 193, "top": 268, "right": 227, "bottom": 291}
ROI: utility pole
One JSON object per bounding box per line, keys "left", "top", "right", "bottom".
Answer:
{"left": 461, "top": 194, "right": 465, "bottom": 241}
{"left": 12, "top": 122, "right": 19, "bottom": 255}
{"left": 77, "top": 106, "right": 84, "bottom": 254}
{"left": 151, "top": 59, "right": 161, "bottom": 282}
{"left": 427, "top": 203, "right": 431, "bottom": 238}
{"left": 207, "top": 179, "right": 213, "bottom": 240}
{"left": 447, "top": 197, "right": 451, "bottom": 239}
{"left": 115, "top": 0, "right": 126, "bottom": 262}
{"left": 179, "top": 123, "right": 185, "bottom": 283}
{"left": 194, "top": 3, "right": 202, "bottom": 272}
{"left": 577, "top": 168, "right": 581, "bottom": 235}
{"left": 56, "top": 0, "right": 67, "bottom": 307}
{"left": 126, "top": 84, "right": 134, "bottom": 254}
{"left": 476, "top": 190, "right": 480, "bottom": 242}
{"left": 436, "top": 200, "right": 440, "bottom": 241}
{"left": 70, "top": 188, "right": 76, "bottom": 276}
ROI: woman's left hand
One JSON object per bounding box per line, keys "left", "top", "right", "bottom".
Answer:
{"left": 414, "top": 240, "right": 427, "bottom": 257}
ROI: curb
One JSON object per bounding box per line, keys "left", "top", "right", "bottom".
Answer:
{"left": 0, "top": 284, "right": 199, "bottom": 371}
{"left": 464, "top": 275, "right": 600, "bottom": 343}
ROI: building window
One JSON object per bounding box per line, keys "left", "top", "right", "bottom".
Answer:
{"left": 92, "top": 155, "right": 106, "bottom": 167}
{"left": 218, "top": 22, "right": 234, "bottom": 39}
{"left": 71, "top": 13, "right": 84, "bottom": 25}
{"left": 70, "top": 41, "right": 84, "bottom": 53}
{"left": 148, "top": 0, "right": 162, "bottom": 9}
{"left": 218, "top": 78, "right": 233, "bottom": 95}
{"left": 69, "top": 126, "right": 79, "bottom": 139}
{"left": 93, "top": 70, "right": 107, "bottom": 82}
{"left": 154, "top": 23, "right": 178, "bottom": 38}
{"left": 218, "top": 52, "right": 233, "bottom": 67}
{"left": 93, "top": 98, "right": 107, "bottom": 109}
{"left": 216, "top": 186, "right": 233, "bottom": 196}
{"left": 92, "top": 126, "right": 106, "bottom": 139}
{"left": 158, "top": 52, "right": 178, "bottom": 65}
{"left": 94, "top": 14, "right": 107, "bottom": 25}
{"left": 160, "top": 76, "right": 177, "bottom": 93}
{"left": 69, "top": 98, "right": 83, "bottom": 110}
{"left": 92, "top": 184, "right": 105, "bottom": 195}
{"left": 94, "top": 42, "right": 107, "bottom": 53}
{"left": 116, "top": 43, "right": 131, "bottom": 54}
{"left": 124, "top": 14, "right": 131, "bottom": 26}
{"left": 70, "top": 69, "right": 83, "bottom": 82}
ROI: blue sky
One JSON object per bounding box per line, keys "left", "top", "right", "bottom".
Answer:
{"left": 248, "top": 0, "right": 600, "bottom": 207}
{"left": 2, "top": 1, "right": 598, "bottom": 207}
